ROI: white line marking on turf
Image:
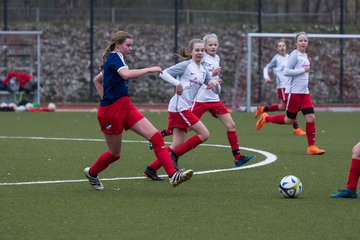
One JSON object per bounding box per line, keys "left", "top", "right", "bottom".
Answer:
{"left": 0, "top": 136, "right": 277, "bottom": 186}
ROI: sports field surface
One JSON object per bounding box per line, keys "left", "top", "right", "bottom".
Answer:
{"left": 0, "top": 111, "right": 359, "bottom": 240}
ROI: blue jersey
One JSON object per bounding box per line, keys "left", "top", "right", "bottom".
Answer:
{"left": 100, "top": 51, "right": 129, "bottom": 106}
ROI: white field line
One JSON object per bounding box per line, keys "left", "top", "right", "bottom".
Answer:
{"left": 0, "top": 136, "right": 277, "bottom": 186}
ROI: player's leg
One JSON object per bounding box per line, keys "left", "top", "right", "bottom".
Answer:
{"left": 217, "top": 112, "right": 255, "bottom": 166}
{"left": 84, "top": 133, "right": 121, "bottom": 190}
{"left": 132, "top": 117, "right": 193, "bottom": 186}
{"left": 331, "top": 142, "right": 360, "bottom": 198}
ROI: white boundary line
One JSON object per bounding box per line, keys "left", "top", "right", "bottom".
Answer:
{"left": 0, "top": 136, "right": 277, "bottom": 186}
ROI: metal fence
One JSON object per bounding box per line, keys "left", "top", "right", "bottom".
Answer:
{"left": 1, "top": 7, "right": 360, "bottom": 26}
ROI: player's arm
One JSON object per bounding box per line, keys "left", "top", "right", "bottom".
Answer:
{"left": 93, "top": 72, "right": 104, "bottom": 99}
{"left": 204, "top": 70, "right": 220, "bottom": 94}
{"left": 284, "top": 52, "right": 306, "bottom": 76}
{"left": 263, "top": 57, "right": 276, "bottom": 83}
{"left": 118, "top": 66, "right": 162, "bottom": 80}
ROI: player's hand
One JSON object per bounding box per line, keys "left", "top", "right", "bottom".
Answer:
{"left": 149, "top": 66, "right": 163, "bottom": 73}
{"left": 176, "top": 84, "right": 183, "bottom": 95}
{"left": 265, "top": 78, "right": 273, "bottom": 83}
{"left": 206, "top": 80, "right": 218, "bottom": 89}
{"left": 303, "top": 65, "right": 310, "bottom": 72}
{"left": 217, "top": 78, "right": 223, "bottom": 84}
{"left": 212, "top": 67, "right": 221, "bottom": 76}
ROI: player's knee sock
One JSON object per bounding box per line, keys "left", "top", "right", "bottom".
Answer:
{"left": 267, "top": 104, "right": 279, "bottom": 112}
{"left": 306, "top": 122, "right": 316, "bottom": 146}
{"left": 149, "top": 131, "right": 176, "bottom": 176}
{"left": 266, "top": 114, "right": 285, "bottom": 124}
{"left": 148, "top": 147, "right": 172, "bottom": 171}
{"left": 173, "top": 135, "right": 202, "bottom": 157}
{"left": 227, "top": 131, "right": 241, "bottom": 160}
{"left": 90, "top": 151, "right": 120, "bottom": 177}
{"left": 347, "top": 158, "right": 360, "bottom": 191}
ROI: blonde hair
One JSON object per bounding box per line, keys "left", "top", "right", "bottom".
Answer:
{"left": 295, "top": 31, "right": 307, "bottom": 42}
{"left": 203, "top": 33, "right": 218, "bottom": 45}
{"left": 99, "top": 31, "right": 132, "bottom": 71}
{"left": 176, "top": 38, "right": 204, "bottom": 59}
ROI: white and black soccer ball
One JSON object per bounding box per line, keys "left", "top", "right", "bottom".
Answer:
{"left": 279, "top": 175, "right": 302, "bottom": 198}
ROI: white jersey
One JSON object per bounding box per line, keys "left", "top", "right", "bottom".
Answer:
{"left": 284, "top": 50, "right": 310, "bottom": 94}
{"left": 195, "top": 53, "right": 221, "bottom": 102}
{"left": 263, "top": 53, "right": 291, "bottom": 89}
{"left": 160, "top": 60, "right": 214, "bottom": 112}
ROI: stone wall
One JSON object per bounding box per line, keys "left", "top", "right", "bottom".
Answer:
{"left": 15, "top": 23, "right": 360, "bottom": 106}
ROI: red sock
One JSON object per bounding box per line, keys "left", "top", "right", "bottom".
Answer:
{"left": 227, "top": 131, "right": 240, "bottom": 160}
{"left": 306, "top": 122, "right": 316, "bottom": 146}
{"left": 292, "top": 120, "right": 299, "bottom": 129}
{"left": 148, "top": 147, "right": 171, "bottom": 171}
{"left": 347, "top": 158, "right": 360, "bottom": 191}
{"left": 173, "top": 135, "right": 203, "bottom": 157}
{"left": 90, "top": 151, "right": 120, "bottom": 176}
{"left": 266, "top": 114, "right": 285, "bottom": 124}
{"left": 267, "top": 104, "right": 279, "bottom": 112}
{"left": 149, "top": 132, "right": 176, "bottom": 176}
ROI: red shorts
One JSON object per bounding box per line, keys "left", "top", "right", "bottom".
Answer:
{"left": 285, "top": 93, "right": 314, "bottom": 114}
{"left": 168, "top": 110, "right": 200, "bottom": 132}
{"left": 277, "top": 88, "right": 286, "bottom": 105}
{"left": 97, "top": 96, "right": 144, "bottom": 135}
{"left": 191, "top": 101, "right": 229, "bottom": 118}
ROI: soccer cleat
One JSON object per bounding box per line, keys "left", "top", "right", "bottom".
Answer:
{"left": 235, "top": 154, "right": 256, "bottom": 167}
{"left": 83, "top": 167, "right": 104, "bottom": 190}
{"left": 256, "top": 113, "right": 268, "bottom": 131}
{"left": 330, "top": 188, "right": 357, "bottom": 198}
{"left": 143, "top": 167, "right": 163, "bottom": 181}
{"left": 169, "top": 169, "right": 193, "bottom": 187}
{"left": 293, "top": 128, "right": 306, "bottom": 136}
{"left": 170, "top": 151, "right": 179, "bottom": 170}
{"left": 148, "top": 142, "right": 153, "bottom": 150}
{"left": 254, "top": 105, "right": 264, "bottom": 119}
{"left": 307, "top": 145, "right": 326, "bottom": 155}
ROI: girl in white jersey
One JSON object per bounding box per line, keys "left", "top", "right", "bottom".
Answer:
{"left": 256, "top": 32, "right": 325, "bottom": 155}
{"left": 192, "top": 33, "right": 255, "bottom": 167}
{"left": 144, "top": 38, "right": 219, "bottom": 180}
{"left": 255, "top": 38, "right": 306, "bottom": 136}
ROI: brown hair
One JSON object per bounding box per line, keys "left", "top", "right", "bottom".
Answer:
{"left": 99, "top": 31, "right": 132, "bottom": 71}
{"left": 276, "top": 38, "right": 286, "bottom": 47}
{"left": 176, "top": 38, "right": 204, "bottom": 59}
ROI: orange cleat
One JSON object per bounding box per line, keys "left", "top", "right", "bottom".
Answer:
{"left": 307, "top": 145, "right": 326, "bottom": 155}
{"left": 254, "top": 105, "right": 265, "bottom": 119}
{"left": 256, "top": 113, "right": 268, "bottom": 131}
{"left": 293, "top": 128, "right": 306, "bottom": 136}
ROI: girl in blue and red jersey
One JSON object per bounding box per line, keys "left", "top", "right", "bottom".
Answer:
{"left": 143, "top": 38, "right": 219, "bottom": 180}
{"left": 255, "top": 38, "right": 306, "bottom": 136}
{"left": 256, "top": 32, "right": 325, "bottom": 155}
{"left": 84, "top": 31, "right": 193, "bottom": 190}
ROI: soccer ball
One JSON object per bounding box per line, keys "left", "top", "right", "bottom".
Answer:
{"left": 279, "top": 175, "right": 302, "bottom": 198}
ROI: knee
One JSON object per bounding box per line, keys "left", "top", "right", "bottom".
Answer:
{"left": 352, "top": 142, "right": 360, "bottom": 159}
{"left": 305, "top": 114, "right": 315, "bottom": 123}
{"left": 225, "top": 121, "right": 236, "bottom": 131}
{"left": 199, "top": 130, "right": 210, "bottom": 142}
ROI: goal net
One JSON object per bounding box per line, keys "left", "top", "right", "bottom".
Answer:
{"left": 232, "top": 33, "right": 360, "bottom": 112}
{"left": 0, "top": 31, "right": 42, "bottom": 104}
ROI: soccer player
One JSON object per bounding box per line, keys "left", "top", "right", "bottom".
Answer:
{"left": 192, "top": 33, "right": 255, "bottom": 166}
{"left": 255, "top": 38, "right": 306, "bottom": 136}
{"left": 331, "top": 141, "right": 360, "bottom": 198}
{"left": 84, "top": 31, "right": 193, "bottom": 190}
{"left": 256, "top": 32, "right": 326, "bottom": 155}
{"left": 143, "top": 38, "right": 219, "bottom": 180}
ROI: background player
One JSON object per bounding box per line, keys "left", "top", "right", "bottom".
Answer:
{"left": 256, "top": 32, "right": 325, "bottom": 155}
{"left": 255, "top": 38, "right": 305, "bottom": 136}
